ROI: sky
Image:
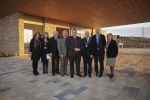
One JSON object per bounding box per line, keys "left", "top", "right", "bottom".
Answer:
{"left": 101, "top": 22, "right": 150, "bottom": 38}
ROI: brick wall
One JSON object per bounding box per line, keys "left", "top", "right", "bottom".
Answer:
{"left": 0, "top": 12, "right": 24, "bottom": 56}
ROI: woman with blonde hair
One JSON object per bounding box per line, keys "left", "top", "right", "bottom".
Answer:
{"left": 105, "top": 33, "right": 118, "bottom": 78}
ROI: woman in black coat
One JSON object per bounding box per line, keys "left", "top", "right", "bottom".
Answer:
{"left": 41, "top": 32, "right": 50, "bottom": 74}
{"left": 105, "top": 33, "right": 118, "bottom": 78}
{"left": 29, "top": 32, "right": 41, "bottom": 76}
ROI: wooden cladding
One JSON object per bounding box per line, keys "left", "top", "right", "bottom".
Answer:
{"left": 0, "top": 0, "right": 150, "bottom": 28}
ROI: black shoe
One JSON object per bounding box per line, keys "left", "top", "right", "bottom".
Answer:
{"left": 107, "top": 74, "right": 111, "bottom": 76}
{"left": 34, "top": 73, "right": 37, "bottom": 76}
{"left": 46, "top": 69, "right": 48, "bottom": 74}
{"left": 43, "top": 70, "right": 45, "bottom": 74}
{"left": 71, "top": 75, "right": 74, "bottom": 78}
{"left": 84, "top": 74, "right": 87, "bottom": 77}
{"left": 56, "top": 72, "right": 61, "bottom": 74}
{"left": 110, "top": 74, "right": 114, "bottom": 78}
{"left": 36, "top": 72, "right": 39, "bottom": 75}
{"left": 34, "top": 73, "right": 38, "bottom": 76}
{"left": 95, "top": 73, "right": 98, "bottom": 76}
{"left": 52, "top": 73, "right": 55, "bottom": 75}
{"left": 99, "top": 74, "right": 102, "bottom": 77}
{"left": 89, "top": 75, "right": 92, "bottom": 77}
{"left": 77, "top": 74, "right": 83, "bottom": 77}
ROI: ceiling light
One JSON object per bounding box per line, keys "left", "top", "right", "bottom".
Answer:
{"left": 129, "top": 11, "right": 132, "bottom": 12}
{"left": 118, "top": 3, "right": 121, "bottom": 5}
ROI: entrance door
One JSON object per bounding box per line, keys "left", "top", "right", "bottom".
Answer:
{"left": 24, "top": 23, "right": 43, "bottom": 54}
{"left": 24, "top": 29, "right": 33, "bottom": 54}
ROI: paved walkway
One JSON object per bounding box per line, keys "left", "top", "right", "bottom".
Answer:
{"left": 0, "top": 48, "right": 150, "bottom": 100}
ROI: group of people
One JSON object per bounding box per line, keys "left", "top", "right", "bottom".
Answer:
{"left": 29, "top": 28, "right": 118, "bottom": 78}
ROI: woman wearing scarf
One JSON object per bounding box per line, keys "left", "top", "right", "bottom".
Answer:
{"left": 29, "top": 32, "right": 41, "bottom": 76}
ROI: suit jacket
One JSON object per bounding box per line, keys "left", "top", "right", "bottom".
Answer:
{"left": 106, "top": 40, "right": 118, "bottom": 58}
{"left": 57, "top": 37, "right": 67, "bottom": 56}
{"left": 92, "top": 34, "right": 106, "bottom": 56}
{"left": 66, "top": 36, "right": 83, "bottom": 57}
{"left": 49, "top": 36, "right": 60, "bottom": 57}
{"left": 41, "top": 38, "right": 50, "bottom": 54}
{"left": 82, "top": 37, "right": 94, "bottom": 57}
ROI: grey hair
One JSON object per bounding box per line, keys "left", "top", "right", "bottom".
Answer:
{"left": 53, "top": 30, "right": 58, "bottom": 34}
{"left": 62, "top": 30, "right": 68, "bottom": 34}
{"left": 95, "top": 28, "right": 100, "bottom": 30}
{"left": 85, "top": 31, "right": 89, "bottom": 34}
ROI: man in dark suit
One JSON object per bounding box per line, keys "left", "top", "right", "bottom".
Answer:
{"left": 49, "top": 30, "right": 60, "bottom": 75}
{"left": 92, "top": 28, "right": 106, "bottom": 77}
{"left": 82, "top": 31, "right": 94, "bottom": 77}
{"left": 66, "top": 29, "right": 83, "bottom": 78}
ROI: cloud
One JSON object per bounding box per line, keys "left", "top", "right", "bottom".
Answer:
{"left": 101, "top": 22, "right": 150, "bottom": 37}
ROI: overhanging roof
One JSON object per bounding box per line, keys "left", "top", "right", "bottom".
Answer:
{"left": 0, "top": 0, "right": 150, "bottom": 28}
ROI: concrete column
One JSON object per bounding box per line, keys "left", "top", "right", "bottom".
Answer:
{"left": 18, "top": 13, "right": 24, "bottom": 56}
{"left": 43, "top": 18, "right": 56, "bottom": 37}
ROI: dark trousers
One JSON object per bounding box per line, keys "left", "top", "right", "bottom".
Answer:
{"left": 94, "top": 51, "right": 104, "bottom": 75}
{"left": 32, "top": 61, "right": 38, "bottom": 74}
{"left": 51, "top": 56, "right": 59, "bottom": 74}
{"left": 83, "top": 56, "right": 92, "bottom": 75}
{"left": 43, "top": 62, "right": 48, "bottom": 71}
{"left": 69, "top": 54, "right": 81, "bottom": 75}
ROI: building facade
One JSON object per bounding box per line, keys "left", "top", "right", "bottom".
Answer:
{"left": 0, "top": 12, "right": 107, "bottom": 56}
